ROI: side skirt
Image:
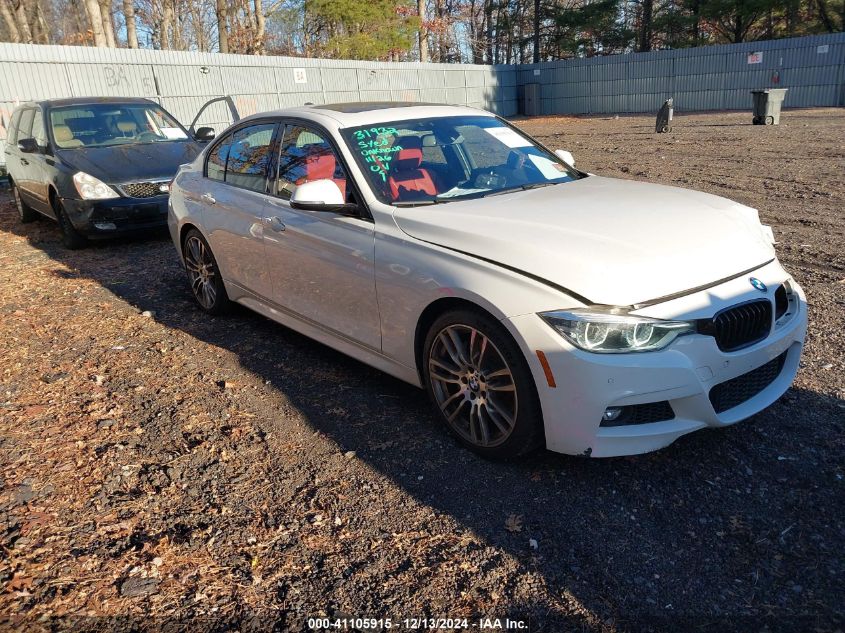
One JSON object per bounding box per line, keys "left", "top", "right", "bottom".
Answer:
{"left": 225, "top": 280, "right": 422, "bottom": 388}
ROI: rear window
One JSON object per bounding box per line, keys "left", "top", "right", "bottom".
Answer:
{"left": 207, "top": 133, "right": 232, "bottom": 182}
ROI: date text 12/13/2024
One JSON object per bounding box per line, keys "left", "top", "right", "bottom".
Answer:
{"left": 307, "top": 617, "right": 530, "bottom": 630}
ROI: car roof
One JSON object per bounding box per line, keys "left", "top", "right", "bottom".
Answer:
{"left": 239, "top": 102, "right": 495, "bottom": 129}
{"left": 17, "top": 96, "right": 158, "bottom": 109}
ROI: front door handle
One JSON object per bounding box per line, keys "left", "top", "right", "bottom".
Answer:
{"left": 20, "top": 158, "right": 29, "bottom": 166}
{"left": 264, "top": 216, "right": 286, "bottom": 232}
{"left": 201, "top": 193, "right": 216, "bottom": 205}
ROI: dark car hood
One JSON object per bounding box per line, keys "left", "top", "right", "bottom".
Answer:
{"left": 56, "top": 141, "right": 201, "bottom": 185}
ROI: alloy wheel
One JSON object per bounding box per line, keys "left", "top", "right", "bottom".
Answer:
{"left": 184, "top": 235, "right": 218, "bottom": 309}
{"left": 428, "top": 324, "right": 518, "bottom": 448}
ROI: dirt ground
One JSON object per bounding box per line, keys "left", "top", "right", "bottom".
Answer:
{"left": 0, "top": 109, "right": 843, "bottom": 633}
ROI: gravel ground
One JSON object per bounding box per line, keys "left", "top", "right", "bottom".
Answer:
{"left": 0, "top": 109, "right": 843, "bottom": 633}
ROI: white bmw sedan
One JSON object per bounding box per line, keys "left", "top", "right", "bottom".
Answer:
{"left": 168, "top": 103, "right": 807, "bottom": 459}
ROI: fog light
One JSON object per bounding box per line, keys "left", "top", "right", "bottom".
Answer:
{"left": 602, "top": 407, "right": 623, "bottom": 422}
{"left": 93, "top": 221, "right": 117, "bottom": 230}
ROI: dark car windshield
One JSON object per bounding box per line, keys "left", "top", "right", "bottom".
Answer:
{"left": 341, "top": 115, "right": 580, "bottom": 206}
{"left": 49, "top": 103, "right": 188, "bottom": 149}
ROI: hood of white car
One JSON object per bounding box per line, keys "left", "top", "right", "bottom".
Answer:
{"left": 392, "top": 176, "right": 775, "bottom": 307}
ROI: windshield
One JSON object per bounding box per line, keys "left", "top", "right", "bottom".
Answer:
{"left": 341, "top": 115, "right": 580, "bottom": 206}
{"left": 49, "top": 103, "right": 188, "bottom": 149}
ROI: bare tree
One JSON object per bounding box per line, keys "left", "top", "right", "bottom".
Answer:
{"left": 83, "top": 0, "right": 108, "bottom": 45}
{"left": 418, "top": 0, "right": 428, "bottom": 61}
{"left": 161, "top": 0, "right": 173, "bottom": 48}
{"left": 12, "top": 0, "right": 33, "bottom": 43}
{"left": 253, "top": 0, "right": 265, "bottom": 54}
{"left": 124, "top": 0, "right": 138, "bottom": 46}
{"left": 0, "top": 0, "right": 21, "bottom": 42}
{"left": 216, "top": 0, "right": 229, "bottom": 52}
{"left": 99, "top": 0, "right": 116, "bottom": 46}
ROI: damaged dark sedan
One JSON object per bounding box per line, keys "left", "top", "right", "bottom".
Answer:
{"left": 4, "top": 97, "right": 220, "bottom": 248}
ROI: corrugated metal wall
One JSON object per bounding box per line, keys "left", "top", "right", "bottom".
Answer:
{"left": 0, "top": 32, "right": 843, "bottom": 165}
{"left": 522, "top": 32, "right": 844, "bottom": 115}
{"left": 0, "top": 45, "right": 518, "bottom": 163}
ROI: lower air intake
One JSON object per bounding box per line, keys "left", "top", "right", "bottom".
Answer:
{"left": 709, "top": 352, "right": 787, "bottom": 414}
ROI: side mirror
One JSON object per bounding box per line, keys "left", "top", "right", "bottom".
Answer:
{"left": 290, "top": 179, "right": 356, "bottom": 213}
{"left": 194, "top": 126, "right": 215, "bottom": 142}
{"left": 555, "top": 149, "right": 575, "bottom": 168}
{"left": 17, "top": 138, "right": 39, "bottom": 154}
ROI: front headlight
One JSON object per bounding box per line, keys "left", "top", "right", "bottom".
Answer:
{"left": 539, "top": 308, "right": 694, "bottom": 353}
{"left": 72, "top": 171, "right": 119, "bottom": 200}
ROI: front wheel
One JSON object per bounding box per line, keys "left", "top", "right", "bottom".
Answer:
{"left": 12, "top": 183, "right": 38, "bottom": 223}
{"left": 53, "top": 198, "right": 88, "bottom": 249}
{"left": 182, "top": 229, "right": 230, "bottom": 315}
{"left": 423, "top": 309, "right": 544, "bottom": 459}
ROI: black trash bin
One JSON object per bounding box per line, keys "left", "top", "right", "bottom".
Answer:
{"left": 655, "top": 98, "right": 673, "bottom": 133}
{"left": 751, "top": 88, "right": 788, "bottom": 125}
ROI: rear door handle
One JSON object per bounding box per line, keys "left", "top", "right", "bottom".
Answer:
{"left": 201, "top": 193, "right": 216, "bottom": 205}
{"left": 20, "top": 158, "right": 29, "bottom": 165}
{"left": 263, "top": 216, "right": 286, "bottom": 232}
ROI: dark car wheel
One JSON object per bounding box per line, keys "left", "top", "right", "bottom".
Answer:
{"left": 12, "top": 183, "right": 38, "bottom": 223}
{"left": 423, "top": 309, "right": 544, "bottom": 459}
{"left": 53, "top": 198, "right": 88, "bottom": 250}
{"left": 182, "top": 229, "right": 230, "bottom": 315}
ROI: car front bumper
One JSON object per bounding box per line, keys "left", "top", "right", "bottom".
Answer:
{"left": 507, "top": 260, "right": 808, "bottom": 457}
{"left": 61, "top": 195, "right": 169, "bottom": 237}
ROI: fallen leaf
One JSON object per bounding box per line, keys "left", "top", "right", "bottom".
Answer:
{"left": 9, "top": 574, "right": 33, "bottom": 591}
{"left": 505, "top": 514, "right": 523, "bottom": 533}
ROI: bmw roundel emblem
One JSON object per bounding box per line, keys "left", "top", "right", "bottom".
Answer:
{"left": 749, "top": 277, "right": 767, "bottom": 292}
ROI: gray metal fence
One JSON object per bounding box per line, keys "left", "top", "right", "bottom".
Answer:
{"left": 1, "top": 32, "right": 843, "bottom": 167}
{"left": 519, "top": 32, "right": 844, "bottom": 115}
{"left": 0, "top": 45, "right": 517, "bottom": 165}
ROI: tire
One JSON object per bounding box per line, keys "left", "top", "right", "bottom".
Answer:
{"left": 661, "top": 125, "right": 669, "bottom": 133}
{"left": 53, "top": 198, "right": 88, "bottom": 250}
{"left": 182, "top": 228, "right": 230, "bottom": 315}
{"left": 422, "top": 309, "right": 544, "bottom": 459}
{"left": 765, "top": 116, "right": 775, "bottom": 126}
{"left": 11, "top": 182, "right": 38, "bottom": 223}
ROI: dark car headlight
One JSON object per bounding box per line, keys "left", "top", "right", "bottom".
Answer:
{"left": 73, "top": 171, "right": 120, "bottom": 200}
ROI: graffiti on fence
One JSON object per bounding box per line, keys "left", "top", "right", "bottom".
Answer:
{"left": 102, "top": 65, "right": 156, "bottom": 95}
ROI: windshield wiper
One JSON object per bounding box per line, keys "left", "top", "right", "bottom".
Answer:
{"left": 483, "top": 181, "right": 558, "bottom": 198}
{"left": 393, "top": 199, "right": 441, "bottom": 207}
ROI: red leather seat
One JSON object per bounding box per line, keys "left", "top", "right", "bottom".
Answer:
{"left": 388, "top": 137, "right": 437, "bottom": 200}
{"left": 297, "top": 148, "right": 346, "bottom": 198}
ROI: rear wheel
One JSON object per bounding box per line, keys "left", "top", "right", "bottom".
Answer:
{"left": 182, "top": 229, "right": 230, "bottom": 315}
{"left": 11, "top": 182, "right": 38, "bottom": 223}
{"left": 423, "top": 309, "right": 544, "bottom": 459}
{"left": 53, "top": 197, "right": 88, "bottom": 249}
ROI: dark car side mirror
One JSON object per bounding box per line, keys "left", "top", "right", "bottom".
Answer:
{"left": 17, "top": 138, "right": 39, "bottom": 154}
{"left": 194, "top": 127, "right": 215, "bottom": 142}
